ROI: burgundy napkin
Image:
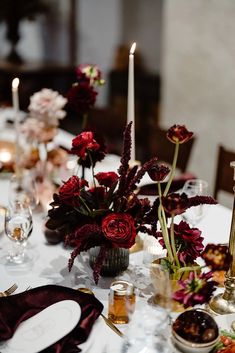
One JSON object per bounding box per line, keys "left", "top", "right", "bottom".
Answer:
{"left": 0, "top": 284, "right": 103, "bottom": 353}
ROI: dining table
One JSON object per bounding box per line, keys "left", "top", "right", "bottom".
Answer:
{"left": 0, "top": 111, "right": 233, "bottom": 352}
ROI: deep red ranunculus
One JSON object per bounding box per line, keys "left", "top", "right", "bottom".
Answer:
{"left": 59, "top": 175, "right": 88, "bottom": 207}
{"left": 95, "top": 172, "right": 119, "bottom": 188}
{"left": 102, "top": 213, "right": 136, "bottom": 248}
{"left": 148, "top": 163, "right": 170, "bottom": 182}
{"left": 162, "top": 193, "right": 189, "bottom": 215}
{"left": 66, "top": 82, "right": 97, "bottom": 115}
{"left": 167, "top": 125, "right": 193, "bottom": 144}
{"left": 71, "top": 131, "right": 100, "bottom": 159}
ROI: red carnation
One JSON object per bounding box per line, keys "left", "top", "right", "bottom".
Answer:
{"left": 102, "top": 213, "right": 136, "bottom": 248}
{"left": 71, "top": 131, "right": 100, "bottom": 159}
{"left": 95, "top": 172, "right": 119, "bottom": 188}
{"left": 66, "top": 82, "right": 97, "bottom": 115}
{"left": 59, "top": 175, "right": 88, "bottom": 207}
{"left": 167, "top": 125, "right": 193, "bottom": 144}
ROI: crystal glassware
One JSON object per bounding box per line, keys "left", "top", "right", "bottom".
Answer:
{"left": 4, "top": 200, "right": 33, "bottom": 264}
{"left": 181, "top": 179, "right": 209, "bottom": 226}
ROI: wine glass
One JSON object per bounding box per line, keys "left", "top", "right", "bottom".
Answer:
{"left": 181, "top": 179, "right": 209, "bottom": 226}
{"left": 8, "top": 170, "right": 39, "bottom": 210}
{"left": 4, "top": 200, "right": 33, "bottom": 264}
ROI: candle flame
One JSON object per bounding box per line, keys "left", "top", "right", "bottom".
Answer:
{"left": 130, "top": 42, "right": 136, "bottom": 55}
{"left": 12, "top": 78, "right": 19, "bottom": 90}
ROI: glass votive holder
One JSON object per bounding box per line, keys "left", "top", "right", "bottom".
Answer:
{"left": 142, "top": 236, "right": 166, "bottom": 266}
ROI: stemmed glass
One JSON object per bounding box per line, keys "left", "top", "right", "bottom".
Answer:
{"left": 8, "top": 170, "right": 39, "bottom": 210}
{"left": 4, "top": 200, "right": 33, "bottom": 264}
{"left": 181, "top": 179, "right": 209, "bottom": 227}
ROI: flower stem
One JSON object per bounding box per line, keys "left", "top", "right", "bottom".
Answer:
{"left": 82, "top": 113, "right": 88, "bottom": 129}
{"left": 163, "top": 142, "right": 179, "bottom": 196}
{"left": 170, "top": 215, "right": 180, "bottom": 268}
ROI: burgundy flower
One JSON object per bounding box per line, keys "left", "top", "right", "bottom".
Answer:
{"left": 71, "top": 130, "right": 107, "bottom": 168}
{"left": 148, "top": 163, "right": 170, "bottom": 182}
{"left": 95, "top": 172, "right": 119, "bottom": 188}
{"left": 173, "top": 271, "right": 217, "bottom": 308}
{"left": 102, "top": 213, "right": 136, "bottom": 248}
{"left": 159, "top": 221, "right": 204, "bottom": 264}
{"left": 201, "top": 243, "right": 231, "bottom": 271}
{"left": 76, "top": 64, "right": 103, "bottom": 86}
{"left": 59, "top": 175, "right": 88, "bottom": 207}
{"left": 66, "top": 82, "right": 97, "bottom": 115}
{"left": 167, "top": 125, "right": 193, "bottom": 144}
{"left": 162, "top": 193, "right": 189, "bottom": 216}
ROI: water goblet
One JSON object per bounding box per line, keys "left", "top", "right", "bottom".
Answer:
{"left": 4, "top": 200, "right": 33, "bottom": 264}
{"left": 181, "top": 179, "right": 209, "bottom": 227}
{"left": 8, "top": 170, "right": 39, "bottom": 210}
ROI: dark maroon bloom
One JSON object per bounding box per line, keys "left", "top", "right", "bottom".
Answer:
{"left": 162, "top": 193, "right": 189, "bottom": 216}
{"left": 202, "top": 243, "right": 231, "bottom": 271}
{"left": 173, "top": 271, "right": 217, "bottom": 308}
{"left": 71, "top": 130, "right": 107, "bottom": 168}
{"left": 159, "top": 221, "right": 204, "bottom": 264}
{"left": 95, "top": 172, "right": 119, "bottom": 188}
{"left": 66, "top": 82, "right": 97, "bottom": 115}
{"left": 102, "top": 213, "right": 136, "bottom": 248}
{"left": 148, "top": 163, "right": 170, "bottom": 182}
{"left": 59, "top": 175, "right": 88, "bottom": 207}
{"left": 167, "top": 125, "right": 193, "bottom": 144}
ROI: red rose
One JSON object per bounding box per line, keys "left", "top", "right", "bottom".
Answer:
{"left": 167, "top": 125, "right": 193, "bottom": 144}
{"left": 95, "top": 172, "right": 119, "bottom": 187}
{"left": 71, "top": 131, "right": 100, "bottom": 159}
{"left": 102, "top": 213, "right": 136, "bottom": 248}
{"left": 59, "top": 175, "right": 88, "bottom": 206}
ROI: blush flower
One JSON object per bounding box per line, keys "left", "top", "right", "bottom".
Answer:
{"left": 102, "top": 213, "right": 136, "bottom": 248}
{"left": 59, "top": 175, "right": 88, "bottom": 207}
{"left": 95, "top": 172, "right": 119, "bottom": 187}
{"left": 173, "top": 271, "right": 217, "bottom": 308}
{"left": 167, "top": 124, "right": 193, "bottom": 144}
{"left": 76, "top": 64, "right": 105, "bottom": 86}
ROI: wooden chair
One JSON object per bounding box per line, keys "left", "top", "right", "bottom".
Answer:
{"left": 213, "top": 145, "right": 235, "bottom": 200}
{"left": 146, "top": 126, "right": 196, "bottom": 173}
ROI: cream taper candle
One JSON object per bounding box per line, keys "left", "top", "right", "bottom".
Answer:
{"left": 12, "top": 77, "right": 20, "bottom": 170}
{"left": 127, "top": 42, "right": 136, "bottom": 162}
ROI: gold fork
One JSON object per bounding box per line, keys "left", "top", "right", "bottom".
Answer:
{"left": 0, "top": 283, "right": 18, "bottom": 297}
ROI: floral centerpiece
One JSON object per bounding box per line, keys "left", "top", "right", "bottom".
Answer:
{"left": 66, "top": 64, "right": 105, "bottom": 129}
{"left": 45, "top": 121, "right": 226, "bottom": 310}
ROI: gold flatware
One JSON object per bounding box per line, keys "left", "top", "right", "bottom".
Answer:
{"left": 0, "top": 283, "right": 18, "bottom": 297}
{"left": 77, "top": 287, "right": 124, "bottom": 338}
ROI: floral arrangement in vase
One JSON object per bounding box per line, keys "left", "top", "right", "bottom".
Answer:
{"left": 45, "top": 122, "right": 225, "bottom": 302}
{"left": 66, "top": 64, "right": 105, "bottom": 129}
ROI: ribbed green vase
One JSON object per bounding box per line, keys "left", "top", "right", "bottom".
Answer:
{"left": 89, "top": 246, "right": 129, "bottom": 277}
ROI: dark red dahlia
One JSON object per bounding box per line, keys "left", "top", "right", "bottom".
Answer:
{"left": 95, "top": 172, "right": 119, "bottom": 188}
{"left": 173, "top": 271, "right": 217, "bottom": 308}
{"left": 102, "top": 213, "right": 136, "bottom": 248}
{"left": 167, "top": 124, "right": 193, "bottom": 144}
{"left": 59, "top": 175, "right": 88, "bottom": 207}
{"left": 148, "top": 163, "right": 170, "bottom": 182}
{"left": 66, "top": 82, "right": 97, "bottom": 115}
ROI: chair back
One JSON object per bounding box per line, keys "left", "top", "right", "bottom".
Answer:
{"left": 213, "top": 145, "right": 235, "bottom": 200}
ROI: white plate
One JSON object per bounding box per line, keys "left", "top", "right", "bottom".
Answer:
{"left": 215, "top": 312, "right": 235, "bottom": 331}
{"left": 0, "top": 300, "right": 81, "bottom": 353}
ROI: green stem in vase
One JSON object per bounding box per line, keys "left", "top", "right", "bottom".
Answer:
{"left": 158, "top": 182, "right": 174, "bottom": 263}
{"left": 170, "top": 215, "right": 180, "bottom": 268}
{"left": 163, "top": 141, "right": 179, "bottom": 196}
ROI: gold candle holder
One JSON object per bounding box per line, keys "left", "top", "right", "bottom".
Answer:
{"left": 209, "top": 161, "right": 235, "bottom": 314}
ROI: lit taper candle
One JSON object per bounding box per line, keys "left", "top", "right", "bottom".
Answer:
{"left": 12, "top": 77, "right": 20, "bottom": 171}
{"left": 127, "top": 42, "right": 136, "bottom": 162}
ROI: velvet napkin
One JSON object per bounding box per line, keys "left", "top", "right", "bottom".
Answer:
{"left": 0, "top": 284, "right": 103, "bottom": 353}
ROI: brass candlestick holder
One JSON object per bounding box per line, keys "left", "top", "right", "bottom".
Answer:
{"left": 209, "top": 161, "right": 235, "bottom": 314}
